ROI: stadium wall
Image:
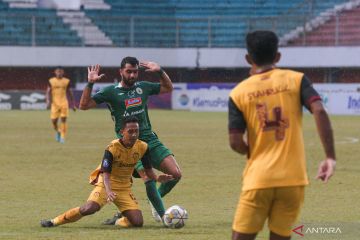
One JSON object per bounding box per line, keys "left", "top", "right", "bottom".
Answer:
{"left": 1, "top": 46, "right": 360, "bottom": 68}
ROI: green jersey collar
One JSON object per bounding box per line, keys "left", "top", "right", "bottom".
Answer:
{"left": 115, "top": 82, "right": 138, "bottom": 90}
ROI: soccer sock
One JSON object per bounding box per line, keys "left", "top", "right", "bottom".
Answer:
{"left": 115, "top": 217, "right": 132, "bottom": 227}
{"left": 145, "top": 180, "right": 165, "bottom": 217}
{"left": 158, "top": 178, "right": 180, "bottom": 198}
{"left": 60, "top": 122, "right": 67, "bottom": 139}
{"left": 52, "top": 207, "right": 82, "bottom": 226}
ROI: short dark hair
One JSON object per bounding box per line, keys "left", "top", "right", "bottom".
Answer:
{"left": 246, "top": 31, "right": 279, "bottom": 66}
{"left": 55, "top": 66, "right": 64, "bottom": 70}
{"left": 120, "top": 56, "right": 139, "bottom": 69}
{"left": 123, "top": 116, "right": 139, "bottom": 128}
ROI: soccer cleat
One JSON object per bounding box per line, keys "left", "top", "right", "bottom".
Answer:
{"left": 55, "top": 132, "right": 61, "bottom": 142}
{"left": 59, "top": 138, "right": 65, "bottom": 144}
{"left": 40, "top": 219, "right": 54, "bottom": 227}
{"left": 148, "top": 200, "right": 162, "bottom": 222}
{"left": 102, "top": 212, "right": 122, "bottom": 225}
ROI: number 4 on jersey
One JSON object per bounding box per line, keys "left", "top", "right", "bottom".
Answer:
{"left": 256, "top": 103, "right": 289, "bottom": 141}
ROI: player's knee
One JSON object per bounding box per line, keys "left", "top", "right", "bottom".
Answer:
{"left": 79, "top": 202, "right": 100, "bottom": 216}
{"left": 130, "top": 218, "right": 143, "bottom": 227}
{"left": 172, "top": 168, "right": 182, "bottom": 180}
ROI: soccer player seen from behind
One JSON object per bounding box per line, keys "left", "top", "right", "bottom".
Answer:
{"left": 228, "top": 31, "right": 336, "bottom": 240}
{"left": 79, "top": 57, "right": 182, "bottom": 224}
{"left": 40, "top": 117, "right": 173, "bottom": 228}
{"left": 46, "top": 66, "right": 76, "bottom": 144}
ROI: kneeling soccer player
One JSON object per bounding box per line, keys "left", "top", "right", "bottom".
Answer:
{"left": 40, "top": 116, "right": 173, "bottom": 228}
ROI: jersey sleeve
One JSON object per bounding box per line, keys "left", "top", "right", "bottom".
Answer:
{"left": 101, "top": 150, "right": 114, "bottom": 173}
{"left": 92, "top": 87, "right": 110, "bottom": 104}
{"left": 300, "top": 75, "right": 321, "bottom": 112}
{"left": 141, "top": 81, "right": 161, "bottom": 96}
{"left": 228, "top": 97, "right": 247, "bottom": 133}
{"left": 140, "top": 147, "right": 152, "bottom": 169}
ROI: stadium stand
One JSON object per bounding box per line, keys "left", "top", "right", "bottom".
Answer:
{"left": 86, "top": 0, "right": 354, "bottom": 47}
{"left": 0, "top": 4, "right": 82, "bottom": 46}
{"left": 286, "top": 2, "right": 360, "bottom": 46}
{"left": 0, "top": 0, "right": 357, "bottom": 47}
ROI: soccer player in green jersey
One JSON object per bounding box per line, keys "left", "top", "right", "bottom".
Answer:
{"left": 79, "top": 57, "right": 182, "bottom": 224}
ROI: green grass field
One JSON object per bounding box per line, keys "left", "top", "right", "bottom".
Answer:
{"left": 0, "top": 110, "right": 359, "bottom": 240}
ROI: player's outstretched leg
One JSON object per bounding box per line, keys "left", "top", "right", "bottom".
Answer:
{"left": 145, "top": 178, "right": 164, "bottom": 222}
{"left": 40, "top": 201, "right": 100, "bottom": 227}
{"left": 157, "top": 155, "right": 182, "bottom": 198}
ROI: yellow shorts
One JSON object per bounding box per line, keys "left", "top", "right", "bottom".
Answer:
{"left": 232, "top": 186, "right": 304, "bottom": 237}
{"left": 87, "top": 186, "right": 139, "bottom": 212}
{"left": 50, "top": 104, "right": 69, "bottom": 119}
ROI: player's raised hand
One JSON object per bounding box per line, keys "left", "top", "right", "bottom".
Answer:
{"left": 88, "top": 64, "right": 105, "bottom": 83}
{"left": 316, "top": 158, "right": 336, "bottom": 183}
{"left": 106, "top": 191, "right": 117, "bottom": 203}
{"left": 140, "top": 61, "right": 161, "bottom": 73}
{"left": 157, "top": 174, "right": 174, "bottom": 183}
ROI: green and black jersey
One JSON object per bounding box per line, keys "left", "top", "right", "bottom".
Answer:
{"left": 92, "top": 81, "right": 160, "bottom": 139}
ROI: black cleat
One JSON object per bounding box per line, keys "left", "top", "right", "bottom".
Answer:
{"left": 40, "top": 219, "right": 54, "bottom": 227}
{"left": 102, "top": 212, "right": 122, "bottom": 225}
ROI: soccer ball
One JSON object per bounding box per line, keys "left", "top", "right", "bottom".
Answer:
{"left": 163, "top": 205, "right": 188, "bottom": 229}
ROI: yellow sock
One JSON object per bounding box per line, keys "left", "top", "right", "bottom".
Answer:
{"left": 60, "top": 122, "right": 67, "bottom": 139}
{"left": 115, "top": 217, "right": 132, "bottom": 228}
{"left": 53, "top": 207, "right": 82, "bottom": 226}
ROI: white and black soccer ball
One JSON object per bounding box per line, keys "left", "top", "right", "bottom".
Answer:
{"left": 163, "top": 205, "right": 188, "bottom": 229}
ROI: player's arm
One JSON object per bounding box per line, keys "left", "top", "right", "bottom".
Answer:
{"left": 142, "top": 148, "right": 174, "bottom": 183}
{"left": 101, "top": 150, "right": 117, "bottom": 202}
{"left": 79, "top": 64, "right": 105, "bottom": 110}
{"left": 66, "top": 85, "right": 77, "bottom": 111}
{"left": 46, "top": 83, "right": 51, "bottom": 109}
{"left": 300, "top": 75, "right": 336, "bottom": 183}
{"left": 140, "top": 61, "right": 173, "bottom": 94}
{"left": 228, "top": 97, "right": 248, "bottom": 155}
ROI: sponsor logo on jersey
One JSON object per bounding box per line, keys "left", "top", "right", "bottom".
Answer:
{"left": 103, "top": 159, "right": 110, "bottom": 168}
{"left": 117, "top": 162, "right": 137, "bottom": 167}
{"left": 127, "top": 90, "right": 136, "bottom": 97}
{"left": 136, "top": 87, "right": 143, "bottom": 95}
{"left": 133, "top": 152, "right": 140, "bottom": 161}
{"left": 125, "top": 97, "right": 142, "bottom": 109}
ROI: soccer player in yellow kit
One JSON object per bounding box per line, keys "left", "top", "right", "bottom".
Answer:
{"left": 40, "top": 116, "right": 173, "bottom": 228}
{"left": 46, "top": 67, "right": 76, "bottom": 143}
{"left": 228, "top": 31, "right": 336, "bottom": 240}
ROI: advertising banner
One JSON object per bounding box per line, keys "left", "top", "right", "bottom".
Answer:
{"left": 188, "top": 84, "right": 235, "bottom": 112}
{"left": 172, "top": 83, "right": 235, "bottom": 112}
{"left": 314, "top": 83, "right": 360, "bottom": 115}
{"left": 0, "top": 91, "right": 47, "bottom": 110}
{"left": 171, "top": 83, "right": 189, "bottom": 110}
{"left": 172, "top": 83, "right": 360, "bottom": 115}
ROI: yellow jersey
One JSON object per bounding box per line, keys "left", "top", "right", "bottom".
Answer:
{"left": 49, "top": 77, "right": 70, "bottom": 107}
{"left": 89, "top": 139, "right": 149, "bottom": 189}
{"left": 229, "top": 68, "right": 320, "bottom": 191}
